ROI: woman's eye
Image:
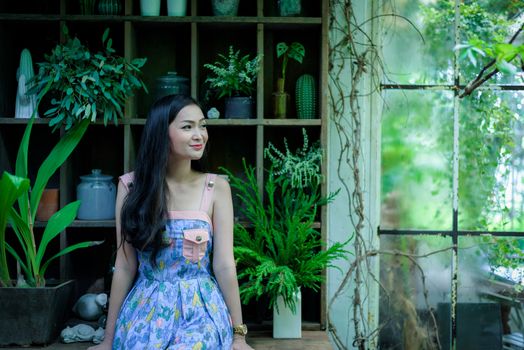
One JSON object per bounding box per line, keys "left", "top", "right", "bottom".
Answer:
{"left": 200, "top": 124, "right": 207, "bottom": 129}
{"left": 182, "top": 125, "right": 191, "bottom": 130}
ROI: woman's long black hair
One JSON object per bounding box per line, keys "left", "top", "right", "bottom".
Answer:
{"left": 120, "top": 94, "right": 204, "bottom": 264}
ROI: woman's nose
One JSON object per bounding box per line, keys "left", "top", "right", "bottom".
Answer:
{"left": 192, "top": 129, "right": 203, "bottom": 139}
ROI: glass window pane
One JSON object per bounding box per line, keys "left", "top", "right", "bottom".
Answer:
{"left": 458, "top": 236, "right": 524, "bottom": 349}
{"left": 459, "top": 91, "right": 524, "bottom": 231}
{"left": 379, "top": 235, "right": 452, "bottom": 349}
{"left": 381, "top": 0, "right": 454, "bottom": 84}
{"left": 459, "top": 1, "right": 524, "bottom": 85}
{"left": 381, "top": 90, "right": 453, "bottom": 230}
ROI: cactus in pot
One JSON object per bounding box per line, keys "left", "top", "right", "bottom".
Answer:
{"left": 295, "top": 74, "right": 316, "bottom": 119}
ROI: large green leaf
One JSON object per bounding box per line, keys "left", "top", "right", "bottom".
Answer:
{"left": 30, "top": 118, "right": 89, "bottom": 221}
{"left": 35, "top": 201, "right": 81, "bottom": 271}
{"left": 14, "top": 117, "right": 34, "bottom": 222}
{"left": 276, "top": 42, "right": 289, "bottom": 58}
{"left": 5, "top": 242, "right": 30, "bottom": 279}
{"left": 0, "top": 172, "right": 30, "bottom": 287}
{"left": 287, "top": 42, "right": 305, "bottom": 64}
{"left": 8, "top": 207, "right": 36, "bottom": 282}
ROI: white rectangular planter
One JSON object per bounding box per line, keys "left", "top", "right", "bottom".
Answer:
{"left": 273, "top": 289, "right": 301, "bottom": 339}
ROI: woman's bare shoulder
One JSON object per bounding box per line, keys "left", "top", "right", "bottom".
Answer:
{"left": 213, "top": 174, "right": 231, "bottom": 193}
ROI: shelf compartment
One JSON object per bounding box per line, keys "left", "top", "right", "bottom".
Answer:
{"left": 263, "top": 26, "right": 322, "bottom": 119}
{"left": 67, "top": 125, "right": 124, "bottom": 204}
{"left": 0, "top": 21, "right": 60, "bottom": 117}
{"left": 131, "top": 22, "right": 192, "bottom": 117}
{"left": 64, "top": 21, "right": 125, "bottom": 56}
{"left": 0, "top": 1, "right": 60, "bottom": 15}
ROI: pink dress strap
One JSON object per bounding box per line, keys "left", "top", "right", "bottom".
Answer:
{"left": 119, "top": 172, "right": 135, "bottom": 191}
{"left": 199, "top": 174, "right": 217, "bottom": 213}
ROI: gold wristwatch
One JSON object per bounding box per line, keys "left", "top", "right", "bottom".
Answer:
{"left": 233, "top": 323, "right": 248, "bottom": 336}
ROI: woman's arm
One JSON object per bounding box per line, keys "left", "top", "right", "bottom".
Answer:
{"left": 88, "top": 181, "right": 137, "bottom": 349}
{"left": 211, "top": 176, "right": 253, "bottom": 349}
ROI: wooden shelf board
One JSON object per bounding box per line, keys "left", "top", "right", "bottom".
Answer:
{"left": 261, "top": 119, "right": 321, "bottom": 126}
{"left": 0, "top": 14, "right": 321, "bottom": 25}
{"left": 70, "top": 220, "right": 116, "bottom": 227}
{"left": 122, "top": 118, "right": 321, "bottom": 126}
{"left": 0, "top": 117, "right": 50, "bottom": 124}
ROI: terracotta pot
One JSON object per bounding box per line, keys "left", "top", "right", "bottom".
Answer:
{"left": 36, "top": 188, "right": 59, "bottom": 222}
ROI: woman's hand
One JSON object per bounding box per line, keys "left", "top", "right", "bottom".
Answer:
{"left": 232, "top": 335, "right": 254, "bottom": 350}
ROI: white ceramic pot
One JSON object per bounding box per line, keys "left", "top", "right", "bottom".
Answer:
{"left": 140, "top": 0, "right": 161, "bottom": 16}
{"left": 273, "top": 289, "right": 301, "bottom": 338}
{"left": 167, "top": 0, "right": 186, "bottom": 16}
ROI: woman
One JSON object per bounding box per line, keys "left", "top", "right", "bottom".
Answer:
{"left": 88, "top": 95, "right": 253, "bottom": 350}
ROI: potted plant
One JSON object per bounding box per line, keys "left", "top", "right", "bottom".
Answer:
{"left": 0, "top": 25, "right": 144, "bottom": 346}
{"left": 274, "top": 41, "right": 305, "bottom": 118}
{"left": 29, "top": 26, "right": 147, "bottom": 131}
{"left": 221, "top": 129, "right": 348, "bottom": 338}
{"left": 204, "top": 45, "right": 261, "bottom": 118}
{"left": 0, "top": 114, "right": 102, "bottom": 345}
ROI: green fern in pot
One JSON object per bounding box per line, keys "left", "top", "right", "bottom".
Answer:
{"left": 204, "top": 45, "right": 261, "bottom": 118}
{"left": 221, "top": 129, "right": 348, "bottom": 313}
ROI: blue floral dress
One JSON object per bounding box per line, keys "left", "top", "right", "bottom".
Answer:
{"left": 112, "top": 173, "right": 233, "bottom": 350}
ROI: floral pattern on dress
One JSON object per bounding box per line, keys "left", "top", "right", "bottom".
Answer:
{"left": 112, "top": 215, "right": 233, "bottom": 350}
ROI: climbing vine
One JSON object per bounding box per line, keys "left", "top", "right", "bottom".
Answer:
{"left": 327, "top": 1, "right": 382, "bottom": 348}
{"left": 326, "top": 1, "right": 524, "bottom": 349}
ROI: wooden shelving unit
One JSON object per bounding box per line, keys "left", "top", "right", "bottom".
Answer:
{"left": 0, "top": 0, "right": 328, "bottom": 328}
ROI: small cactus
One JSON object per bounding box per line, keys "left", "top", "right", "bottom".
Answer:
{"left": 295, "top": 74, "right": 316, "bottom": 119}
{"left": 15, "top": 48, "right": 38, "bottom": 119}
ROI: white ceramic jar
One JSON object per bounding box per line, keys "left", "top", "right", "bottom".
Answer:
{"left": 77, "top": 169, "right": 116, "bottom": 220}
{"left": 167, "top": 0, "right": 186, "bottom": 16}
{"left": 140, "top": 0, "right": 161, "bottom": 16}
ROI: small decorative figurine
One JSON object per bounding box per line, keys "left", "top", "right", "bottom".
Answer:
{"left": 15, "top": 48, "right": 38, "bottom": 119}
{"left": 207, "top": 107, "right": 220, "bottom": 119}
{"left": 72, "top": 293, "right": 108, "bottom": 321}
{"left": 60, "top": 324, "right": 105, "bottom": 344}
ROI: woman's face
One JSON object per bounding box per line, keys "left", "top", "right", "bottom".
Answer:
{"left": 168, "top": 104, "right": 208, "bottom": 161}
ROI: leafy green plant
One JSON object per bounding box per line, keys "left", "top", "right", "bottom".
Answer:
{"left": 222, "top": 136, "right": 348, "bottom": 313}
{"left": 264, "top": 128, "right": 322, "bottom": 189}
{"left": 276, "top": 41, "right": 305, "bottom": 92}
{"left": 29, "top": 26, "right": 147, "bottom": 131}
{"left": 0, "top": 112, "right": 101, "bottom": 288}
{"left": 203, "top": 45, "right": 261, "bottom": 99}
